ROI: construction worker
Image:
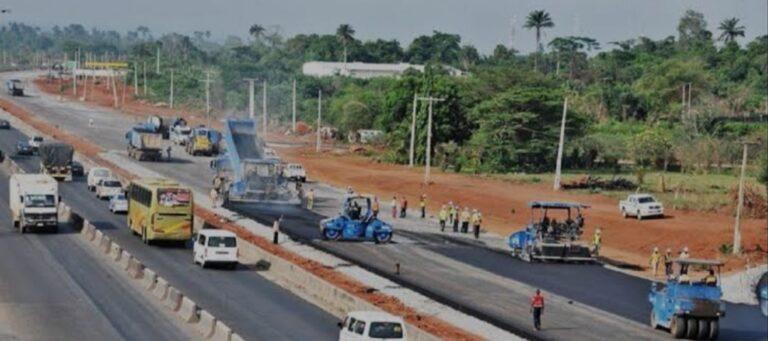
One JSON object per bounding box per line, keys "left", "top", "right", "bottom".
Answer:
{"left": 306, "top": 188, "right": 315, "bottom": 210}
{"left": 391, "top": 195, "right": 398, "bottom": 219}
{"left": 452, "top": 204, "right": 460, "bottom": 232}
{"left": 400, "top": 196, "right": 408, "bottom": 218}
{"left": 448, "top": 202, "right": 456, "bottom": 225}
{"left": 209, "top": 188, "right": 218, "bottom": 208}
{"left": 438, "top": 205, "right": 448, "bottom": 232}
{"left": 419, "top": 194, "right": 427, "bottom": 219}
{"left": 372, "top": 196, "right": 380, "bottom": 218}
{"left": 272, "top": 217, "right": 281, "bottom": 244}
{"left": 703, "top": 269, "right": 717, "bottom": 286}
{"left": 471, "top": 210, "right": 482, "bottom": 239}
{"left": 679, "top": 246, "right": 690, "bottom": 274}
{"left": 649, "top": 247, "right": 661, "bottom": 277}
{"left": 166, "top": 145, "right": 172, "bottom": 160}
{"left": 663, "top": 248, "right": 673, "bottom": 276}
{"left": 530, "top": 289, "right": 545, "bottom": 331}
{"left": 460, "top": 207, "right": 471, "bottom": 234}
{"left": 592, "top": 228, "right": 602, "bottom": 256}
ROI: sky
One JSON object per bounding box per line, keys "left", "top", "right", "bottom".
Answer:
{"left": 3, "top": 0, "right": 767, "bottom": 54}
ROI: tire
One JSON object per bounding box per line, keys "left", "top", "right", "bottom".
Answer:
{"left": 622, "top": 209, "right": 627, "bottom": 218}
{"left": 323, "top": 228, "right": 341, "bottom": 241}
{"left": 685, "top": 317, "right": 698, "bottom": 339}
{"left": 374, "top": 231, "right": 392, "bottom": 244}
{"left": 708, "top": 319, "right": 719, "bottom": 340}
{"left": 649, "top": 311, "right": 658, "bottom": 329}
{"left": 697, "top": 318, "right": 710, "bottom": 340}
{"left": 20, "top": 224, "right": 26, "bottom": 234}
{"left": 671, "top": 315, "right": 686, "bottom": 339}
{"left": 521, "top": 246, "right": 533, "bottom": 262}
{"left": 637, "top": 211, "right": 642, "bottom": 220}
{"left": 142, "top": 226, "right": 149, "bottom": 245}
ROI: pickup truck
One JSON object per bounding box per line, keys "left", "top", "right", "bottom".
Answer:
{"left": 619, "top": 193, "right": 664, "bottom": 220}
{"left": 282, "top": 163, "right": 307, "bottom": 182}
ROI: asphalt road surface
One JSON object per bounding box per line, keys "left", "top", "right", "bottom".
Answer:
{"left": 0, "top": 125, "right": 339, "bottom": 340}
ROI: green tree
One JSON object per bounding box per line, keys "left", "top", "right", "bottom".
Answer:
{"left": 717, "top": 17, "right": 746, "bottom": 44}
{"left": 336, "top": 24, "right": 355, "bottom": 64}
{"left": 677, "top": 10, "right": 712, "bottom": 50}
{"left": 248, "top": 24, "right": 265, "bottom": 42}
{"left": 524, "top": 10, "right": 555, "bottom": 70}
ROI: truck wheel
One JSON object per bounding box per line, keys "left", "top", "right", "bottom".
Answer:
{"left": 697, "top": 319, "right": 710, "bottom": 340}
{"left": 708, "top": 319, "right": 719, "bottom": 340}
{"left": 521, "top": 246, "right": 533, "bottom": 262}
{"left": 622, "top": 209, "right": 628, "bottom": 218}
{"left": 649, "top": 311, "right": 658, "bottom": 329}
{"left": 637, "top": 211, "right": 642, "bottom": 220}
{"left": 323, "top": 228, "right": 341, "bottom": 241}
{"left": 374, "top": 231, "right": 392, "bottom": 244}
{"left": 670, "top": 316, "right": 686, "bottom": 339}
{"left": 685, "top": 317, "right": 698, "bottom": 339}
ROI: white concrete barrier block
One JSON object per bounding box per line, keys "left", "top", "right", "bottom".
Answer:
{"left": 119, "top": 250, "right": 132, "bottom": 270}
{"left": 177, "top": 296, "right": 199, "bottom": 323}
{"left": 127, "top": 257, "right": 144, "bottom": 279}
{"left": 99, "top": 235, "right": 112, "bottom": 254}
{"left": 153, "top": 277, "right": 169, "bottom": 300}
{"left": 209, "top": 321, "right": 232, "bottom": 341}
{"left": 110, "top": 243, "right": 122, "bottom": 261}
{"left": 143, "top": 268, "right": 157, "bottom": 291}
{"left": 164, "top": 286, "right": 183, "bottom": 311}
{"left": 196, "top": 309, "right": 216, "bottom": 338}
{"left": 229, "top": 333, "right": 244, "bottom": 341}
{"left": 93, "top": 230, "right": 104, "bottom": 245}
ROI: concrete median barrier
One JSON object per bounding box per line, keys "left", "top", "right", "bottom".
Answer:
{"left": 143, "top": 268, "right": 157, "bottom": 291}
{"left": 164, "top": 286, "right": 183, "bottom": 311}
{"left": 229, "top": 333, "right": 244, "bottom": 341}
{"left": 99, "top": 235, "right": 112, "bottom": 254}
{"left": 109, "top": 243, "right": 122, "bottom": 261}
{"left": 81, "top": 221, "right": 96, "bottom": 240}
{"left": 177, "top": 296, "right": 199, "bottom": 323}
{"left": 209, "top": 321, "right": 232, "bottom": 341}
{"left": 196, "top": 309, "right": 216, "bottom": 338}
{"left": 119, "top": 250, "right": 132, "bottom": 270}
{"left": 127, "top": 257, "right": 144, "bottom": 279}
{"left": 153, "top": 277, "right": 169, "bottom": 300}
{"left": 93, "top": 229, "right": 104, "bottom": 245}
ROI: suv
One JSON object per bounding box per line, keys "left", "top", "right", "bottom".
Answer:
{"left": 620, "top": 193, "right": 664, "bottom": 220}
{"left": 338, "top": 311, "right": 406, "bottom": 341}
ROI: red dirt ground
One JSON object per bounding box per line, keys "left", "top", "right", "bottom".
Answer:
{"left": 35, "top": 77, "right": 768, "bottom": 276}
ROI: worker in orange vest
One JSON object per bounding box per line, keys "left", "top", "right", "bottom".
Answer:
{"left": 531, "top": 289, "right": 545, "bottom": 331}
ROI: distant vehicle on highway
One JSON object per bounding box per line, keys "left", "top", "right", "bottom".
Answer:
{"left": 193, "top": 229, "right": 238, "bottom": 269}
{"left": 320, "top": 196, "right": 393, "bottom": 243}
{"left": 5, "top": 79, "right": 24, "bottom": 96}
{"left": 0, "top": 119, "right": 10, "bottom": 129}
{"left": 87, "top": 167, "right": 113, "bottom": 191}
{"left": 108, "top": 193, "right": 128, "bottom": 214}
{"left": 96, "top": 178, "right": 123, "bottom": 200}
{"left": 649, "top": 258, "right": 725, "bottom": 339}
{"left": 620, "top": 193, "right": 664, "bottom": 220}
{"left": 9, "top": 173, "right": 59, "bottom": 233}
{"left": 16, "top": 141, "right": 33, "bottom": 155}
{"left": 282, "top": 163, "right": 307, "bottom": 182}
{"left": 28, "top": 136, "right": 43, "bottom": 151}
{"left": 127, "top": 178, "right": 193, "bottom": 245}
{"left": 338, "top": 311, "right": 406, "bottom": 341}
{"left": 69, "top": 161, "right": 84, "bottom": 177}
{"left": 38, "top": 141, "right": 74, "bottom": 181}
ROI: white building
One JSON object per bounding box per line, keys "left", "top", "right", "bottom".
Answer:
{"left": 302, "top": 61, "right": 463, "bottom": 79}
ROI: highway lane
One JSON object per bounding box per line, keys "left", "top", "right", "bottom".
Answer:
{"left": 0, "top": 125, "right": 340, "bottom": 340}
{"left": 0, "top": 170, "right": 187, "bottom": 339}
{"left": 3, "top": 73, "right": 766, "bottom": 339}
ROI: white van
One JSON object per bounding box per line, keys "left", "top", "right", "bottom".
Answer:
{"left": 87, "top": 167, "right": 113, "bottom": 191}
{"left": 338, "top": 311, "right": 407, "bottom": 341}
{"left": 193, "top": 229, "right": 238, "bottom": 269}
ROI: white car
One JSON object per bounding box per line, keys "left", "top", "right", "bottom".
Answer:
{"left": 619, "top": 193, "right": 664, "bottom": 220}
{"left": 283, "top": 163, "right": 307, "bottom": 182}
{"left": 28, "top": 136, "right": 43, "bottom": 150}
{"left": 96, "top": 178, "right": 123, "bottom": 200}
{"left": 171, "top": 125, "right": 192, "bottom": 145}
{"left": 108, "top": 193, "right": 128, "bottom": 213}
{"left": 87, "top": 167, "right": 113, "bottom": 191}
{"left": 193, "top": 229, "right": 238, "bottom": 269}
{"left": 338, "top": 311, "right": 407, "bottom": 341}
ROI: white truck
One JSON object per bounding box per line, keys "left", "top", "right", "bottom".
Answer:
{"left": 171, "top": 125, "right": 192, "bottom": 145}
{"left": 282, "top": 163, "right": 307, "bottom": 182}
{"left": 619, "top": 193, "right": 664, "bottom": 220}
{"left": 10, "top": 174, "right": 60, "bottom": 233}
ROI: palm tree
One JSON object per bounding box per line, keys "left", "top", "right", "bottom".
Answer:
{"left": 717, "top": 17, "right": 745, "bottom": 43}
{"left": 336, "top": 24, "right": 355, "bottom": 64}
{"left": 524, "top": 10, "right": 554, "bottom": 71}
{"left": 249, "top": 24, "right": 265, "bottom": 41}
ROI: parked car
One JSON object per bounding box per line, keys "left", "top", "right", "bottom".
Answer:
{"left": 69, "top": 161, "right": 84, "bottom": 177}
{"left": 87, "top": 167, "right": 113, "bottom": 191}
{"left": 193, "top": 229, "right": 238, "bottom": 269}
{"left": 619, "top": 193, "right": 664, "bottom": 220}
{"left": 338, "top": 311, "right": 406, "bottom": 341}
{"left": 28, "top": 136, "right": 43, "bottom": 151}
{"left": 108, "top": 193, "right": 128, "bottom": 213}
{"left": 16, "top": 141, "right": 34, "bottom": 155}
{"left": 170, "top": 125, "right": 192, "bottom": 145}
{"left": 282, "top": 163, "right": 307, "bottom": 182}
{"left": 0, "top": 119, "right": 10, "bottom": 129}
{"left": 95, "top": 178, "right": 123, "bottom": 200}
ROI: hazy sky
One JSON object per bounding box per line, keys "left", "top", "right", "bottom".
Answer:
{"left": 4, "top": 0, "right": 767, "bottom": 53}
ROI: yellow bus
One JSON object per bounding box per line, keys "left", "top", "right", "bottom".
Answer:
{"left": 127, "top": 178, "right": 193, "bottom": 244}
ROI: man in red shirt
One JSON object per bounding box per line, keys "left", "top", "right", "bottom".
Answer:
{"left": 531, "top": 289, "right": 545, "bottom": 331}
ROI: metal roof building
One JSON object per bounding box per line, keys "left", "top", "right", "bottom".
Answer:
{"left": 302, "top": 61, "right": 463, "bottom": 79}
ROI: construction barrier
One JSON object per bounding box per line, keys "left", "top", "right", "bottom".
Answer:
{"left": 127, "top": 257, "right": 144, "bottom": 279}
{"left": 196, "top": 310, "right": 216, "bottom": 338}
{"left": 164, "top": 286, "right": 183, "bottom": 311}
{"left": 119, "top": 250, "right": 132, "bottom": 270}
{"left": 153, "top": 277, "right": 169, "bottom": 300}
{"left": 210, "top": 321, "right": 233, "bottom": 341}
{"left": 99, "top": 234, "right": 112, "bottom": 254}
{"left": 109, "top": 243, "right": 122, "bottom": 261}
{"left": 143, "top": 268, "right": 157, "bottom": 291}
{"left": 230, "top": 333, "right": 244, "bottom": 341}
{"left": 177, "top": 296, "right": 199, "bottom": 323}
{"left": 93, "top": 230, "right": 104, "bottom": 245}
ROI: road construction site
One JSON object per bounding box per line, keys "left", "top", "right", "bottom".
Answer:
{"left": 0, "top": 71, "right": 766, "bottom": 340}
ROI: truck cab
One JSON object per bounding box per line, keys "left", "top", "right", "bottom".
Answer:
{"left": 9, "top": 174, "right": 59, "bottom": 233}
{"left": 171, "top": 125, "right": 192, "bottom": 145}
{"left": 6, "top": 79, "right": 24, "bottom": 96}
{"left": 186, "top": 127, "right": 213, "bottom": 156}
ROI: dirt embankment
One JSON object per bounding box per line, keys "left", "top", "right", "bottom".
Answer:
{"left": 34, "top": 76, "right": 768, "bottom": 275}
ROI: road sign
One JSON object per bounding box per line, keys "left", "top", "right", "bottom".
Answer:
{"left": 84, "top": 61, "right": 129, "bottom": 69}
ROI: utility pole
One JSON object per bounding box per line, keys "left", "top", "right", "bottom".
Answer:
{"left": 316, "top": 90, "right": 322, "bottom": 152}
{"left": 733, "top": 142, "right": 755, "bottom": 254}
{"left": 243, "top": 78, "right": 256, "bottom": 120}
{"left": 169, "top": 69, "right": 174, "bottom": 109}
{"left": 111, "top": 69, "right": 118, "bottom": 108}
{"left": 202, "top": 70, "right": 213, "bottom": 125}
{"left": 553, "top": 97, "right": 569, "bottom": 190}
{"left": 416, "top": 96, "right": 445, "bottom": 184}
{"left": 292, "top": 78, "right": 297, "bottom": 133}
{"left": 143, "top": 62, "right": 147, "bottom": 96}
{"left": 409, "top": 93, "right": 418, "bottom": 167}
{"left": 262, "top": 80, "right": 268, "bottom": 137}
{"left": 133, "top": 62, "right": 138, "bottom": 96}
{"left": 155, "top": 46, "right": 160, "bottom": 74}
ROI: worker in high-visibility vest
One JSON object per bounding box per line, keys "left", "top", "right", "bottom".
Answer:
{"left": 592, "top": 228, "right": 602, "bottom": 256}
{"left": 471, "top": 210, "right": 482, "bottom": 239}
{"left": 438, "top": 205, "right": 448, "bottom": 232}
{"left": 649, "top": 247, "right": 661, "bottom": 277}
{"left": 530, "top": 289, "right": 545, "bottom": 331}
{"left": 460, "top": 207, "right": 471, "bottom": 234}
{"left": 419, "top": 194, "right": 427, "bottom": 219}
{"left": 306, "top": 188, "right": 315, "bottom": 210}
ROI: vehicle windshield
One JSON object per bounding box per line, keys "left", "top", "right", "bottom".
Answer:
{"left": 103, "top": 180, "right": 121, "bottom": 187}
{"left": 179, "top": 129, "right": 191, "bottom": 135}
{"left": 94, "top": 169, "right": 111, "bottom": 177}
{"left": 33, "top": 137, "right": 43, "bottom": 142}
{"left": 208, "top": 236, "right": 237, "bottom": 247}
{"left": 113, "top": 193, "right": 126, "bottom": 200}
{"left": 25, "top": 194, "right": 55, "bottom": 207}
{"left": 369, "top": 322, "right": 404, "bottom": 339}
{"left": 638, "top": 197, "right": 656, "bottom": 203}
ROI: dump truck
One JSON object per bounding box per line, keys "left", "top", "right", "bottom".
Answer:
{"left": 38, "top": 141, "right": 74, "bottom": 181}
{"left": 126, "top": 125, "right": 163, "bottom": 161}
{"left": 5, "top": 79, "right": 24, "bottom": 96}
{"left": 146, "top": 115, "right": 171, "bottom": 139}
{"left": 507, "top": 201, "right": 594, "bottom": 262}
{"left": 210, "top": 119, "right": 299, "bottom": 204}
{"left": 186, "top": 127, "right": 214, "bottom": 156}
{"left": 10, "top": 173, "right": 59, "bottom": 233}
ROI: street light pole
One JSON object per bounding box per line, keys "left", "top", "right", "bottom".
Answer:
{"left": 169, "top": 69, "right": 174, "bottom": 109}
{"left": 316, "top": 90, "right": 322, "bottom": 152}
{"left": 292, "top": 78, "right": 297, "bottom": 133}
{"left": 409, "top": 93, "right": 418, "bottom": 167}
{"left": 243, "top": 78, "right": 256, "bottom": 120}
{"left": 262, "top": 80, "right": 268, "bottom": 138}
{"left": 733, "top": 142, "right": 753, "bottom": 254}
{"left": 553, "top": 97, "right": 569, "bottom": 190}
{"left": 416, "top": 96, "right": 445, "bottom": 184}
